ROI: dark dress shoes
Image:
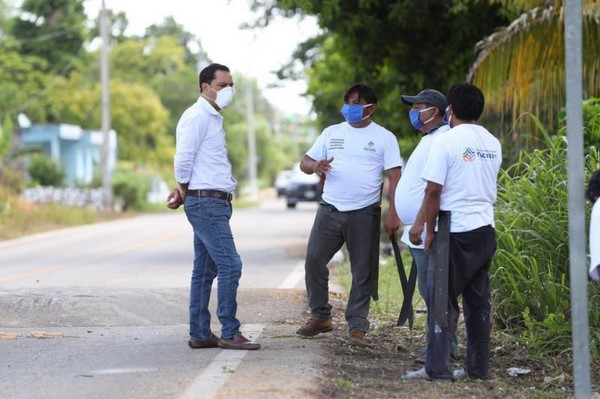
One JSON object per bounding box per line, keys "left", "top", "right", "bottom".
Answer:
{"left": 218, "top": 333, "right": 261, "bottom": 350}
{"left": 188, "top": 334, "right": 220, "bottom": 349}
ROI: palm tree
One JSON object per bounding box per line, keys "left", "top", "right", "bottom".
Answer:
{"left": 467, "top": 0, "right": 600, "bottom": 145}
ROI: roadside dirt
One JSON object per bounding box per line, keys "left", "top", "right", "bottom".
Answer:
{"left": 306, "top": 294, "right": 597, "bottom": 399}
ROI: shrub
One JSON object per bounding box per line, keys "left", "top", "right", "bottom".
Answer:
{"left": 558, "top": 97, "right": 600, "bottom": 150}
{"left": 27, "top": 154, "right": 65, "bottom": 187}
{"left": 111, "top": 168, "right": 152, "bottom": 211}
{"left": 493, "top": 115, "right": 600, "bottom": 356}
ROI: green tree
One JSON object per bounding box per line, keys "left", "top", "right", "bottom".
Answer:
{"left": 110, "top": 36, "right": 187, "bottom": 81}
{"left": 249, "top": 0, "right": 510, "bottom": 136}
{"left": 143, "top": 16, "right": 209, "bottom": 67}
{"left": 0, "top": 117, "right": 11, "bottom": 159}
{"left": 0, "top": 50, "right": 48, "bottom": 122}
{"left": 468, "top": 0, "right": 600, "bottom": 140}
{"left": 0, "top": 0, "right": 11, "bottom": 35}
{"left": 88, "top": 8, "right": 129, "bottom": 44}
{"left": 214, "top": 75, "right": 299, "bottom": 188}
{"left": 44, "top": 74, "right": 172, "bottom": 166}
{"left": 10, "top": 0, "right": 88, "bottom": 75}
{"left": 107, "top": 36, "right": 199, "bottom": 138}
{"left": 151, "top": 67, "right": 200, "bottom": 138}
{"left": 109, "top": 81, "right": 171, "bottom": 165}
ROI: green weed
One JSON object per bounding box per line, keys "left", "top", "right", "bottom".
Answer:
{"left": 493, "top": 115, "right": 600, "bottom": 356}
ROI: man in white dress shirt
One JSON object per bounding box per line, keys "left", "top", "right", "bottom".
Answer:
{"left": 169, "top": 63, "right": 260, "bottom": 351}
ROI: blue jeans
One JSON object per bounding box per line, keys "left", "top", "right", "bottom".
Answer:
{"left": 184, "top": 196, "right": 242, "bottom": 340}
{"left": 409, "top": 247, "right": 429, "bottom": 301}
{"left": 409, "top": 247, "right": 458, "bottom": 360}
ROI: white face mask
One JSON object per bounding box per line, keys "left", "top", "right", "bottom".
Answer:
{"left": 214, "top": 86, "right": 234, "bottom": 109}
{"left": 203, "top": 85, "right": 234, "bottom": 109}
{"left": 420, "top": 106, "right": 436, "bottom": 125}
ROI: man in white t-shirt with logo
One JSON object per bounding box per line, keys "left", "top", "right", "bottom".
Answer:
{"left": 404, "top": 83, "right": 502, "bottom": 381}
{"left": 394, "top": 89, "right": 457, "bottom": 360}
{"left": 295, "top": 83, "right": 403, "bottom": 346}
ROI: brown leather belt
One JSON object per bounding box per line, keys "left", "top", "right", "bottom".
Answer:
{"left": 187, "top": 189, "right": 233, "bottom": 202}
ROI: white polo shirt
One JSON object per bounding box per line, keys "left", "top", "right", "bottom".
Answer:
{"left": 306, "top": 121, "right": 402, "bottom": 211}
{"left": 174, "top": 97, "right": 237, "bottom": 192}
{"left": 421, "top": 123, "right": 502, "bottom": 232}
{"left": 395, "top": 124, "right": 449, "bottom": 248}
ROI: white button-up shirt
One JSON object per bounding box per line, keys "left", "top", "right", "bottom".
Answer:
{"left": 174, "top": 97, "right": 237, "bottom": 192}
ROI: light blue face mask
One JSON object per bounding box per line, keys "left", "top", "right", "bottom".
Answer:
{"left": 408, "top": 106, "right": 436, "bottom": 129}
{"left": 341, "top": 103, "right": 372, "bottom": 124}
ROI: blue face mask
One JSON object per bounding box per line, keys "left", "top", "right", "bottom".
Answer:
{"left": 341, "top": 103, "right": 372, "bottom": 124}
{"left": 444, "top": 106, "right": 452, "bottom": 126}
{"left": 409, "top": 106, "right": 436, "bottom": 129}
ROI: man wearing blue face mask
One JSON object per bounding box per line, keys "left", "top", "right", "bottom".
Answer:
{"left": 395, "top": 89, "right": 456, "bottom": 361}
{"left": 296, "top": 83, "right": 403, "bottom": 347}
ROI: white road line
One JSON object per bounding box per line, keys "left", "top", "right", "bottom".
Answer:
{"left": 278, "top": 261, "right": 305, "bottom": 289}
{"left": 179, "top": 324, "right": 265, "bottom": 399}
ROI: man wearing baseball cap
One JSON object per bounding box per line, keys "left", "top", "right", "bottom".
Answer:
{"left": 395, "top": 88, "right": 457, "bottom": 361}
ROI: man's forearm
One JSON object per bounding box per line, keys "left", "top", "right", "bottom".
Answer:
{"left": 300, "top": 155, "right": 317, "bottom": 174}
{"left": 414, "top": 204, "right": 426, "bottom": 226}
{"left": 424, "top": 183, "right": 442, "bottom": 234}
{"left": 386, "top": 167, "right": 402, "bottom": 219}
{"left": 177, "top": 182, "right": 189, "bottom": 198}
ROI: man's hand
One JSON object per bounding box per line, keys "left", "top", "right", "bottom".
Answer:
{"left": 166, "top": 188, "right": 183, "bottom": 209}
{"left": 313, "top": 157, "right": 334, "bottom": 176}
{"left": 424, "top": 232, "right": 434, "bottom": 255}
{"left": 409, "top": 223, "right": 425, "bottom": 245}
{"left": 384, "top": 214, "right": 399, "bottom": 242}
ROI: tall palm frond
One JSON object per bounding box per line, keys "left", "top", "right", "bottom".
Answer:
{"left": 468, "top": 0, "right": 600, "bottom": 141}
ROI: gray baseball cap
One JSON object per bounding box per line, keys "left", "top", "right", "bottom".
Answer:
{"left": 401, "top": 89, "right": 447, "bottom": 112}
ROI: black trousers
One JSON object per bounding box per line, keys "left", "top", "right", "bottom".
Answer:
{"left": 425, "top": 225, "right": 496, "bottom": 380}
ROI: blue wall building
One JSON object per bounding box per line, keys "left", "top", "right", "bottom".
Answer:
{"left": 21, "top": 124, "right": 117, "bottom": 186}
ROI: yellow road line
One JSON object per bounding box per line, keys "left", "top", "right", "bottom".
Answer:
{"left": 0, "top": 228, "right": 188, "bottom": 283}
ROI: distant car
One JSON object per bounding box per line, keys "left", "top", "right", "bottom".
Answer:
{"left": 286, "top": 164, "right": 322, "bottom": 208}
{"left": 274, "top": 170, "right": 292, "bottom": 197}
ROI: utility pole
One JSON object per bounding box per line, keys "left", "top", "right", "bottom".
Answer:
{"left": 565, "top": 0, "right": 591, "bottom": 397}
{"left": 100, "top": 0, "right": 113, "bottom": 210}
{"left": 246, "top": 80, "right": 258, "bottom": 201}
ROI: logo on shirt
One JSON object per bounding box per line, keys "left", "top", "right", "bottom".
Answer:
{"left": 476, "top": 149, "right": 498, "bottom": 160}
{"left": 328, "top": 138, "right": 345, "bottom": 150}
{"left": 463, "top": 147, "right": 476, "bottom": 162}
{"left": 364, "top": 141, "right": 376, "bottom": 152}
{"left": 463, "top": 147, "right": 498, "bottom": 162}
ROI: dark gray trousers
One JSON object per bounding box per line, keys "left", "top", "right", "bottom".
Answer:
{"left": 304, "top": 203, "right": 380, "bottom": 333}
{"left": 425, "top": 225, "right": 496, "bottom": 380}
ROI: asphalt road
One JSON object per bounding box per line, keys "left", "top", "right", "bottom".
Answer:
{"left": 0, "top": 198, "right": 328, "bottom": 399}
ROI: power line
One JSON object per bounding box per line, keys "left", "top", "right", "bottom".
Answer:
{"left": 6, "top": 26, "right": 80, "bottom": 44}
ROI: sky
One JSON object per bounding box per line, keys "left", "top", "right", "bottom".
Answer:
{"left": 84, "top": 0, "right": 321, "bottom": 116}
